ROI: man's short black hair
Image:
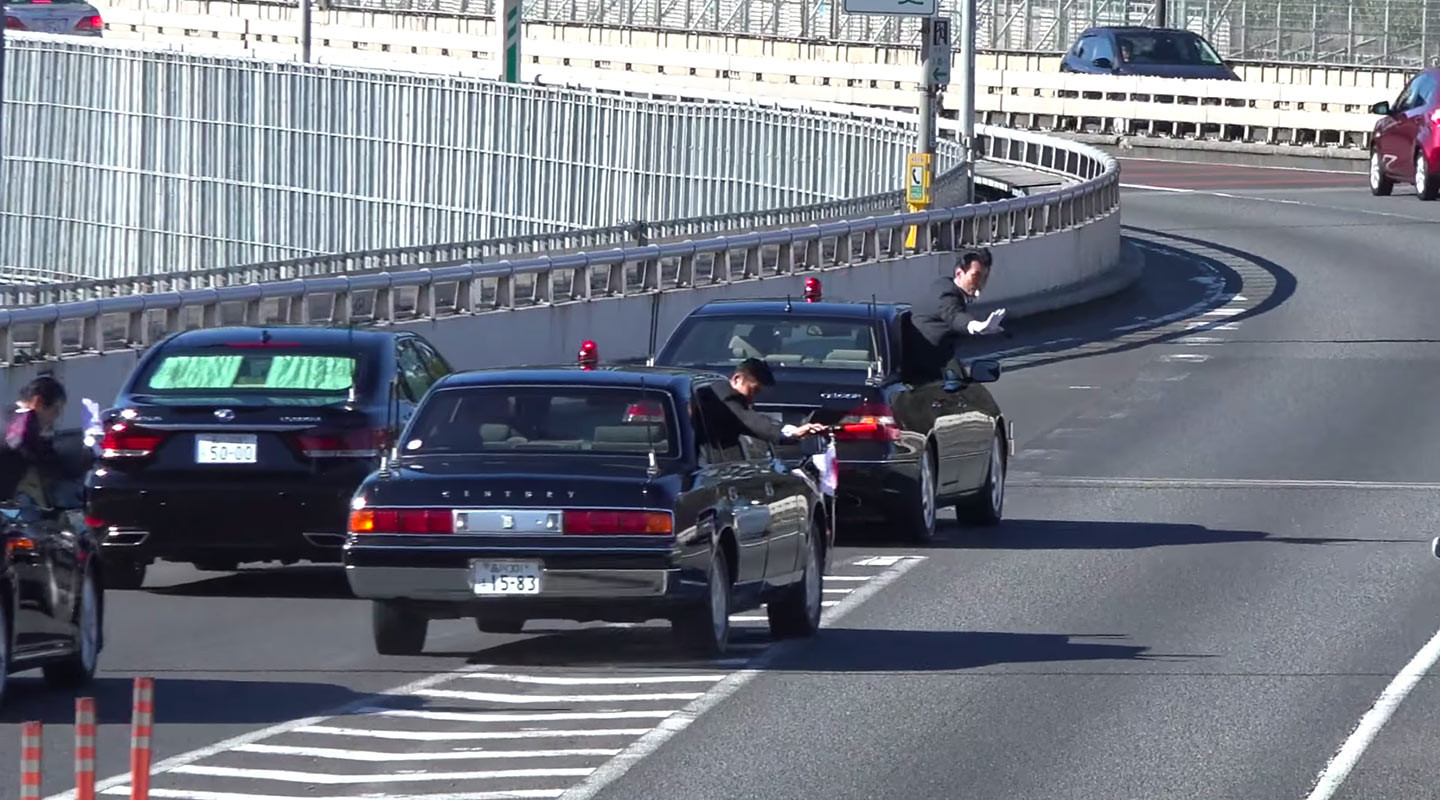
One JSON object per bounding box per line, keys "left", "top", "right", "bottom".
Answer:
{"left": 20, "top": 375, "right": 65, "bottom": 407}
{"left": 735, "top": 358, "right": 776, "bottom": 388}
{"left": 959, "top": 248, "right": 993, "bottom": 270}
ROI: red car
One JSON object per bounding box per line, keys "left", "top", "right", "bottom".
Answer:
{"left": 1370, "top": 68, "right": 1440, "bottom": 199}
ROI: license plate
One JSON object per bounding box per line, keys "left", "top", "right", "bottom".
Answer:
{"left": 195, "top": 434, "right": 258, "bottom": 464}
{"left": 470, "top": 560, "right": 542, "bottom": 595}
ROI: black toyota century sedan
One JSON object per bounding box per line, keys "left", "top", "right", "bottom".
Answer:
{"left": 649, "top": 278, "right": 1010, "bottom": 542}
{"left": 85, "top": 325, "right": 454, "bottom": 589}
{"left": 342, "top": 364, "right": 831, "bottom": 658}
{"left": 2, "top": 502, "right": 104, "bottom": 708}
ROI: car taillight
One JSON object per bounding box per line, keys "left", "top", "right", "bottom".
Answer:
{"left": 348, "top": 507, "right": 453, "bottom": 534}
{"left": 833, "top": 402, "right": 901, "bottom": 441}
{"left": 75, "top": 14, "right": 101, "bottom": 29}
{"left": 563, "top": 509, "right": 673, "bottom": 535}
{"left": 296, "top": 428, "right": 388, "bottom": 458}
{"left": 99, "top": 423, "right": 166, "bottom": 458}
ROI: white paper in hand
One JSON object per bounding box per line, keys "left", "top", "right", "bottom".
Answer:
{"left": 809, "top": 439, "right": 838, "bottom": 496}
{"left": 81, "top": 398, "right": 103, "bottom": 452}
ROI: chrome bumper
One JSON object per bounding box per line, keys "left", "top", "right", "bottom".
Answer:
{"left": 345, "top": 565, "right": 675, "bottom": 601}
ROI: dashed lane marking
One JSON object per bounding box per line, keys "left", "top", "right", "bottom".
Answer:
{"left": 60, "top": 555, "right": 926, "bottom": 800}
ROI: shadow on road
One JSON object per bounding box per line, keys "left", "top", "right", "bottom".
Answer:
{"left": 146, "top": 565, "right": 354, "bottom": 599}
{"left": 0, "top": 674, "right": 421, "bottom": 725}
{"left": 839, "top": 517, "right": 1409, "bottom": 551}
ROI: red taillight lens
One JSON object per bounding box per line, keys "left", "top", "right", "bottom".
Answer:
{"left": 623, "top": 401, "right": 665, "bottom": 423}
{"left": 348, "top": 507, "right": 453, "bottom": 534}
{"left": 833, "top": 402, "right": 901, "bottom": 441}
{"left": 5, "top": 16, "right": 24, "bottom": 29}
{"left": 75, "top": 13, "right": 101, "bottom": 29}
{"left": 99, "top": 423, "right": 166, "bottom": 457}
{"left": 84, "top": 515, "right": 106, "bottom": 529}
{"left": 296, "top": 428, "right": 387, "bottom": 458}
{"left": 563, "top": 509, "right": 673, "bottom": 535}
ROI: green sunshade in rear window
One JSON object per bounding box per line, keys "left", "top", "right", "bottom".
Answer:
{"left": 144, "top": 354, "right": 356, "bottom": 392}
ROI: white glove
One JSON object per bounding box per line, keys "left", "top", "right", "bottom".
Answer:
{"left": 781, "top": 424, "right": 801, "bottom": 438}
{"left": 965, "top": 308, "right": 1006, "bottom": 335}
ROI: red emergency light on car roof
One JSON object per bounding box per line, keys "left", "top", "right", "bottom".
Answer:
{"left": 624, "top": 401, "right": 665, "bottom": 423}
{"left": 803, "top": 277, "right": 822, "bottom": 302}
{"left": 578, "top": 339, "right": 599, "bottom": 369}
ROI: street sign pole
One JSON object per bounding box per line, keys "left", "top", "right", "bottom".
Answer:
{"left": 499, "top": 0, "right": 522, "bottom": 82}
{"left": 957, "top": 0, "right": 975, "bottom": 205}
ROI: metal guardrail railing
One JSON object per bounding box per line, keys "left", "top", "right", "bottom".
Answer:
{"left": 190, "top": 0, "right": 1440, "bottom": 68}
{"left": 0, "top": 124, "right": 1116, "bottom": 366}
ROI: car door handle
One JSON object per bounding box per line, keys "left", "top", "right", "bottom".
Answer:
{"left": 727, "top": 487, "right": 738, "bottom": 502}
{"left": 765, "top": 483, "right": 775, "bottom": 498}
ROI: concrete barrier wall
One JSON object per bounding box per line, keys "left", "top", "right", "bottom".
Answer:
{"left": 9, "top": 211, "right": 1123, "bottom": 434}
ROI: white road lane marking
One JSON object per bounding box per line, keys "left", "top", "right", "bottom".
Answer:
{"left": 104, "top": 790, "right": 566, "bottom": 800}
{"left": 416, "top": 689, "right": 705, "bottom": 704}
{"left": 294, "top": 726, "right": 654, "bottom": 741}
{"left": 167, "top": 765, "right": 595, "bottom": 784}
{"left": 364, "top": 708, "right": 677, "bottom": 723}
{"left": 459, "top": 674, "right": 726, "bottom": 686}
{"left": 825, "top": 576, "right": 871, "bottom": 581}
{"left": 556, "top": 555, "right": 927, "bottom": 800}
{"left": 232, "top": 744, "right": 624, "bottom": 761}
{"left": 1161, "top": 353, "right": 1210, "bottom": 362}
{"left": 1302, "top": 627, "right": 1440, "bottom": 800}
{"left": 1119, "top": 183, "right": 1196, "bottom": 192}
{"left": 853, "top": 555, "right": 905, "bottom": 566}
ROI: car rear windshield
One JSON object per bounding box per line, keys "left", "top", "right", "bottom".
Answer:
{"left": 402, "top": 385, "right": 679, "bottom": 457}
{"left": 1115, "top": 30, "right": 1223, "bottom": 65}
{"left": 134, "top": 349, "right": 360, "bottom": 400}
{"left": 662, "top": 316, "right": 879, "bottom": 370}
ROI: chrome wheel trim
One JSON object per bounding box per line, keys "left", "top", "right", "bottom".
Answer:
{"left": 77, "top": 573, "right": 99, "bottom": 673}
{"left": 920, "top": 449, "right": 936, "bottom": 531}
{"left": 989, "top": 434, "right": 1005, "bottom": 516}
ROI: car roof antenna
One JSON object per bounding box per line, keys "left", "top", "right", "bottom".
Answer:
{"left": 867, "top": 293, "right": 880, "bottom": 385}
{"left": 378, "top": 376, "right": 398, "bottom": 476}
{"left": 785, "top": 294, "right": 793, "bottom": 312}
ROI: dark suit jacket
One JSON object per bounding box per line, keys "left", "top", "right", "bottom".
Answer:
{"left": 695, "top": 381, "right": 787, "bottom": 449}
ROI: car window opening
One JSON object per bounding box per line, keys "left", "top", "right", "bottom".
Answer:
{"left": 666, "top": 316, "right": 879, "bottom": 371}
{"left": 141, "top": 353, "right": 358, "bottom": 394}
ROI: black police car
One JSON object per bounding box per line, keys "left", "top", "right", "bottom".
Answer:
{"left": 342, "top": 363, "right": 830, "bottom": 658}
{"left": 650, "top": 277, "right": 1009, "bottom": 542}
{"left": 85, "top": 325, "right": 453, "bottom": 588}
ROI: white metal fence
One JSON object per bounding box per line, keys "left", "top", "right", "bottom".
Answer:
{"left": 222, "top": 0, "right": 1440, "bottom": 66}
{"left": 1, "top": 34, "right": 938, "bottom": 282}
{"left": 0, "top": 121, "right": 1117, "bottom": 366}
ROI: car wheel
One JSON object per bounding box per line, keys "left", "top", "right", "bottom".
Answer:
{"left": 104, "top": 556, "right": 147, "bottom": 590}
{"left": 767, "top": 517, "right": 824, "bottom": 639}
{"left": 904, "top": 445, "right": 938, "bottom": 543}
{"left": 372, "top": 600, "right": 428, "bottom": 656}
{"left": 44, "top": 569, "right": 101, "bottom": 689}
{"left": 956, "top": 427, "right": 1006, "bottom": 526}
{"left": 673, "top": 544, "right": 731, "bottom": 657}
{"left": 475, "top": 616, "right": 525, "bottom": 634}
{"left": 1370, "top": 149, "right": 1394, "bottom": 196}
{"left": 1417, "top": 151, "right": 1438, "bottom": 200}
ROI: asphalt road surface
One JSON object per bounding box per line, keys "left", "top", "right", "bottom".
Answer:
{"left": 4, "top": 156, "right": 1439, "bottom": 800}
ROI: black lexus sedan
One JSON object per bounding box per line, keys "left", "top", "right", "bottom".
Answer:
{"left": 2, "top": 504, "right": 104, "bottom": 708}
{"left": 342, "top": 364, "right": 830, "bottom": 657}
{"left": 85, "top": 325, "right": 454, "bottom": 589}
{"left": 650, "top": 279, "right": 1010, "bottom": 542}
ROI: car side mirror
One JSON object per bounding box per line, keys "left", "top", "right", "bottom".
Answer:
{"left": 968, "top": 359, "right": 1002, "bottom": 383}
{"left": 1371, "top": 100, "right": 1392, "bottom": 115}
{"left": 1092, "top": 57, "right": 1114, "bottom": 70}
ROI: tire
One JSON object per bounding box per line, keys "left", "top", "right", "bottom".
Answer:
{"left": 104, "top": 556, "right": 147, "bottom": 590}
{"left": 672, "top": 544, "right": 732, "bottom": 657}
{"left": 767, "top": 517, "right": 824, "bottom": 639}
{"left": 372, "top": 601, "right": 428, "bottom": 656}
{"left": 43, "top": 569, "right": 101, "bottom": 689}
{"left": 475, "top": 616, "right": 525, "bottom": 634}
{"left": 1417, "top": 151, "right": 1439, "bottom": 200}
{"left": 956, "top": 428, "right": 1006, "bottom": 526}
{"left": 1370, "top": 148, "right": 1394, "bottom": 196}
{"left": 903, "top": 445, "right": 938, "bottom": 543}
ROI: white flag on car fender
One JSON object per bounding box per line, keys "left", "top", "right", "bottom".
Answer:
{"left": 81, "top": 398, "right": 103, "bottom": 454}
{"left": 810, "top": 439, "right": 838, "bottom": 496}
